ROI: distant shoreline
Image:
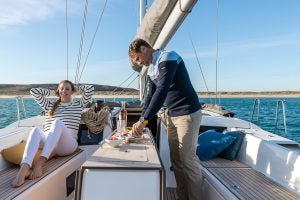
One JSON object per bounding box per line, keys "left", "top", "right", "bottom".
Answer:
{"left": 1, "top": 92, "right": 300, "bottom": 98}
{"left": 1, "top": 84, "right": 300, "bottom": 98}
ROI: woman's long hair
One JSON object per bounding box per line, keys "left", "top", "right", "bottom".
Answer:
{"left": 48, "top": 80, "right": 75, "bottom": 117}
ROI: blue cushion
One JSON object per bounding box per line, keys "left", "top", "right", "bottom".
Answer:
{"left": 196, "top": 130, "right": 236, "bottom": 161}
{"left": 218, "top": 131, "right": 245, "bottom": 160}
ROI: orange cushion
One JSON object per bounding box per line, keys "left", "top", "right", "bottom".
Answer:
{"left": 1, "top": 140, "right": 43, "bottom": 165}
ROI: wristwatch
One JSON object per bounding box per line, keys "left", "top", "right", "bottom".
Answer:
{"left": 139, "top": 117, "right": 149, "bottom": 126}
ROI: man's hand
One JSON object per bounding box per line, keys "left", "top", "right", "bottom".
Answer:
{"left": 132, "top": 121, "right": 146, "bottom": 137}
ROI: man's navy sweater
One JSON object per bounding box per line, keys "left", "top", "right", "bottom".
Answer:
{"left": 142, "top": 49, "right": 200, "bottom": 120}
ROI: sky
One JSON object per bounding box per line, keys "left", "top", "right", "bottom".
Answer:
{"left": 0, "top": 0, "right": 299, "bottom": 92}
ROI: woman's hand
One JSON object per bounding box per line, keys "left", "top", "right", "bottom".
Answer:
{"left": 50, "top": 89, "right": 60, "bottom": 97}
{"left": 131, "top": 121, "right": 145, "bottom": 137}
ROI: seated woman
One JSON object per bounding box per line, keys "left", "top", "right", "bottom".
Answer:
{"left": 12, "top": 80, "right": 94, "bottom": 187}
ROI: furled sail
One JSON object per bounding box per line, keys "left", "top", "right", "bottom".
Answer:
{"left": 132, "top": 0, "right": 198, "bottom": 72}
{"left": 135, "top": 0, "right": 177, "bottom": 48}
{"left": 131, "top": 0, "right": 198, "bottom": 100}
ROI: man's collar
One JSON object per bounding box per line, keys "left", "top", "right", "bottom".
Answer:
{"left": 151, "top": 49, "right": 161, "bottom": 66}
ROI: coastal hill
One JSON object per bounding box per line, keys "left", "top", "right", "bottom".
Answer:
{"left": 197, "top": 91, "right": 300, "bottom": 98}
{"left": 0, "top": 84, "right": 300, "bottom": 97}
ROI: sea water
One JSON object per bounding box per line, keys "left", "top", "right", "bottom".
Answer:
{"left": 0, "top": 97, "right": 299, "bottom": 143}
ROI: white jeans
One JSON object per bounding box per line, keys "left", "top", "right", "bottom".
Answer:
{"left": 21, "top": 119, "right": 78, "bottom": 167}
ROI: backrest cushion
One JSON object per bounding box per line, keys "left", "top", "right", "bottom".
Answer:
{"left": 1, "top": 141, "right": 42, "bottom": 165}
{"left": 196, "top": 130, "right": 236, "bottom": 161}
{"left": 218, "top": 131, "right": 245, "bottom": 160}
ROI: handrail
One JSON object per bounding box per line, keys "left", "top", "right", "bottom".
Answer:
{"left": 15, "top": 96, "right": 28, "bottom": 127}
{"left": 275, "top": 99, "right": 287, "bottom": 135}
{"left": 15, "top": 97, "right": 20, "bottom": 123}
{"left": 20, "top": 97, "right": 27, "bottom": 119}
{"left": 250, "top": 98, "right": 260, "bottom": 123}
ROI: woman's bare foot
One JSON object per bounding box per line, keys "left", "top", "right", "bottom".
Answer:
{"left": 11, "top": 163, "right": 31, "bottom": 187}
{"left": 30, "top": 156, "right": 47, "bottom": 180}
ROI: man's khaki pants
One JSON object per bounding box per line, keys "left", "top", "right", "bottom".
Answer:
{"left": 167, "top": 109, "right": 202, "bottom": 200}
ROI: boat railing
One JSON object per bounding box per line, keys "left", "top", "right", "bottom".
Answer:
{"left": 250, "top": 98, "right": 287, "bottom": 135}
{"left": 15, "top": 96, "right": 27, "bottom": 126}
{"left": 250, "top": 98, "right": 260, "bottom": 123}
{"left": 275, "top": 99, "right": 287, "bottom": 135}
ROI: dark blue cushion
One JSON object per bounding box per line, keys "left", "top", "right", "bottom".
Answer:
{"left": 218, "top": 131, "right": 245, "bottom": 160}
{"left": 196, "top": 130, "right": 236, "bottom": 161}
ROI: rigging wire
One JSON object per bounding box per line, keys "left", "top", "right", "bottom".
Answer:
{"left": 75, "top": 0, "right": 89, "bottom": 85}
{"left": 111, "top": 71, "right": 137, "bottom": 95}
{"left": 116, "top": 74, "right": 140, "bottom": 96}
{"left": 188, "top": 33, "right": 213, "bottom": 104}
{"left": 71, "top": 0, "right": 141, "bottom": 98}
{"left": 65, "top": 0, "right": 69, "bottom": 80}
{"left": 215, "top": 0, "right": 220, "bottom": 105}
{"left": 69, "top": 0, "right": 133, "bottom": 98}
{"left": 77, "top": 0, "right": 108, "bottom": 83}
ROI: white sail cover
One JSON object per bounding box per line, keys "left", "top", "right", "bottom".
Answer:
{"left": 135, "top": 0, "right": 178, "bottom": 47}
{"left": 131, "top": 0, "right": 198, "bottom": 72}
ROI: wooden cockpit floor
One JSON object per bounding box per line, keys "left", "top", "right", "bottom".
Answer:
{"left": 209, "top": 167, "right": 300, "bottom": 200}
{"left": 202, "top": 157, "right": 300, "bottom": 200}
{"left": 165, "top": 158, "right": 300, "bottom": 200}
{"left": 0, "top": 149, "right": 82, "bottom": 199}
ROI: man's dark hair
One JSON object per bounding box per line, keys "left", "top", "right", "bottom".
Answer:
{"left": 128, "top": 38, "right": 151, "bottom": 57}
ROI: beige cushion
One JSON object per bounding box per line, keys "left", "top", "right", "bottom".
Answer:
{"left": 1, "top": 141, "right": 43, "bottom": 165}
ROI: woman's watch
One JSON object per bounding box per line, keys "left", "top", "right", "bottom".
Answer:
{"left": 139, "top": 117, "right": 149, "bottom": 126}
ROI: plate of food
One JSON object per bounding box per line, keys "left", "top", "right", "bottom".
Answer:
{"left": 105, "top": 136, "right": 122, "bottom": 147}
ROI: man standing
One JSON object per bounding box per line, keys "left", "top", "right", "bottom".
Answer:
{"left": 129, "top": 38, "right": 202, "bottom": 200}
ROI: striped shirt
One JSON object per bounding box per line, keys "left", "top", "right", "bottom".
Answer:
{"left": 30, "top": 85, "right": 94, "bottom": 140}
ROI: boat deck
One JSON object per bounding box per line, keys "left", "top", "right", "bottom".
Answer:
{"left": 0, "top": 149, "right": 82, "bottom": 199}
{"left": 209, "top": 167, "right": 299, "bottom": 200}
{"left": 201, "top": 157, "right": 300, "bottom": 200}
{"left": 165, "top": 158, "right": 300, "bottom": 200}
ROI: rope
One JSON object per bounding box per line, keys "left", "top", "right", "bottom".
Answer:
{"left": 81, "top": 106, "right": 110, "bottom": 133}
{"left": 75, "top": 0, "right": 89, "bottom": 85}
{"left": 188, "top": 33, "right": 213, "bottom": 104}
{"left": 65, "top": 0, "right": 69, "bottom": 80}
{"left": 77, "top": 0, "right": 108, "bottom": 83}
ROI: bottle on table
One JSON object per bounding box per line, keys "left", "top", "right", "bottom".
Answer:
{"left": 118, "top": 101, "right": 127, "bottom": 137}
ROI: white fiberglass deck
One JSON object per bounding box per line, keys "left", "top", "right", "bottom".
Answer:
{"left": 76, "top": 129, "right": 164, "bottom": 200}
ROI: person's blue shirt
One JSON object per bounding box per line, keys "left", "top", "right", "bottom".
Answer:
{"left": 142, "top": 49, "right": 200, "bottom": 120}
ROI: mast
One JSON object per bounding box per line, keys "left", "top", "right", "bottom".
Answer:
{"left": 139, "top": 0, "right": 146, "bottom": 24}
{"left": 135, "top": 0, "right": 198, "bottom": 101}
{"left": 139, "top": 0, "right": 147, "bottom": 101}
{"left": 215, "top": 0, "right": 220, "bottom": 105}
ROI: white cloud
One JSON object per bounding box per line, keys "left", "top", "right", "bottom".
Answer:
{"left": 221, "top": 34, "right": 300, "bottom": 54}
{"left": 183, "top": 33, "right": 300, "bottom": 60}
{"left": 0, "top": 0, "right": 86, "bottom": 29}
